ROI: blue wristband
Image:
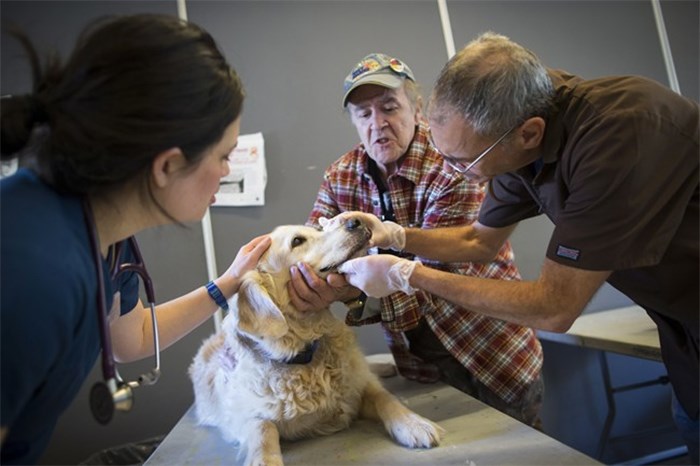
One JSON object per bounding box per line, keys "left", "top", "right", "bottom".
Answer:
{"left": 205, "top": 281, "right": 229, "bottom": 311}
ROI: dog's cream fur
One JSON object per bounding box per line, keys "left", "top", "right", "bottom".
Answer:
{"left": 189, "top": 221, "right": 443, "bottom": 466}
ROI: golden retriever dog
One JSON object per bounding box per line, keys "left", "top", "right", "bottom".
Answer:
{"left": 189, "top": 218, "right": 443, "bottom": 466}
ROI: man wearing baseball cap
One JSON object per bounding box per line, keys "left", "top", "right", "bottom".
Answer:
{"left": 290, "top": 52, "right": 546, "bottom": 428}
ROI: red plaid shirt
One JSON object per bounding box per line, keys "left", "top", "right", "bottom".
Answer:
{"left": 307, "top": 122, "right": 543, "bottom": 403}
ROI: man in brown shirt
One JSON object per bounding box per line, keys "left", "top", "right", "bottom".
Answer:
{"left": 336, "top": 32, "right": 699, "bottom": 462}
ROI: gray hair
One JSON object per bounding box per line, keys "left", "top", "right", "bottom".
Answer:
{"left": 429, "top": 32, "right": 554, "bottom": 136}
{"left": 403, "top": 78, "right": 423, "bottom": 110}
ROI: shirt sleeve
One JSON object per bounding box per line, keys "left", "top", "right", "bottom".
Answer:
{"left": 478, "top": 174, "right": 541, "bottom": 228}
{"left": 112, "top": 240, "right": 143, "bottom": 315}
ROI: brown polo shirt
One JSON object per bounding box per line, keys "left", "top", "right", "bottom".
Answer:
{"left": 479, "top": 69, "right": 699, "bottom": 418}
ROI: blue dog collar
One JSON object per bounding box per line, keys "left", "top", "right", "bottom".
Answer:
{"left": 284, "top": 340, "right": 320, "bottom": 365}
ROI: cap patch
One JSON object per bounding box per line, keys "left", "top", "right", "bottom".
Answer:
{"left": 351, "top": 58, "right": 382, "bottom": 81}
{"left": 389, "top": 58, "right": 404, "bottom": 73}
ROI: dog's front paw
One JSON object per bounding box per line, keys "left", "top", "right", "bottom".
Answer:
{"left": 368, "top": 362, "right": 398, "bottom": 378}
{"left": 387, "top": 411, "right": 445, "bottom": 449}
{"left": 246, "top": 452, "right": 284, "bottom": 466}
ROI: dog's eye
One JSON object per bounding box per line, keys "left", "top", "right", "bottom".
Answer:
{"left": 291, "top": 236, "right": 306, "bottom": 248}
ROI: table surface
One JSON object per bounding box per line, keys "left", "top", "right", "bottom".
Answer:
{"left": 537, "top": 305, "right": 661, "bottom": 361}
{"left": 145, "top": 372, "right": 599, "bottom": 465}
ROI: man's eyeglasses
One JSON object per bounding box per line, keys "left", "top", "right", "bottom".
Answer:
{"left": 432, "top": 126, "right": 514, "bottom": 174}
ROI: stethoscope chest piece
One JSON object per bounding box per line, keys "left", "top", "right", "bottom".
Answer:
{"left": 90, "top": 380, "right": 134, "bottom": 425}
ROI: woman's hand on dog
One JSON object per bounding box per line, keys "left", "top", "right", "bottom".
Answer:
{"left": 288, "top": 262, "right": 361, "bottom": 312}
{"left": 219, "top": 234, "right": 271, "bottom": 298}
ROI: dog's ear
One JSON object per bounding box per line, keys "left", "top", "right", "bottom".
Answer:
{"left": 235, "top": 270, "right": 288, "bottom": 339}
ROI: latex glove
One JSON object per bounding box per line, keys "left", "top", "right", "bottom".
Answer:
{"left": 338, "top": 255, "right": 418, "bottom": 298}
{"left": 325, "top": 212, "right": 405, "bottom": 250}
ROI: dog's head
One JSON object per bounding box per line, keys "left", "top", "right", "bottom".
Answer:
{"left": 230, "top": 216, "right": 371, "bottom": 349}
{"left": 261, "top": 217, "right": 371, "bottom": 276}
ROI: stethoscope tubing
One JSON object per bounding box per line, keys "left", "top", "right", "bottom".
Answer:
{"left": 82, "top": 198, "right": 161, "bottom": 388}
{"left": 82, "top": 198, "right": 119, "bottom": 382}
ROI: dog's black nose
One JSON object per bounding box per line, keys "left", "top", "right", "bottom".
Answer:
{"left": 344, "top": 217, "right": 361, "bottom": 230}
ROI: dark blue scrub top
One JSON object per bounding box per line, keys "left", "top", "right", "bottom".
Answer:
{"left": 1, "top": 169, "right": 139, "bottom": 464}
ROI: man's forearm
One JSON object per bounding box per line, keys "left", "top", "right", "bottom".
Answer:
{"left": 408, "top": 259, "right": 610, "bottom": 332}
{"left": 404, "top": 224, "right": 504, "bottom": 263}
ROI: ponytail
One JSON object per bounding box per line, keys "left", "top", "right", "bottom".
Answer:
{"left": 1, "top": 25, "right": 55, "bottom": 158}
{"left": 1, "top": 95, "right": 42, "bottom": 157}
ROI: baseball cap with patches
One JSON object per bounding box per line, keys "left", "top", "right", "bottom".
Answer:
{"left": 342, "top": 53, "right": 415, "bottom": 107}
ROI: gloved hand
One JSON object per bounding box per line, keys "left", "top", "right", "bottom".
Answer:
{"left": 338, "top": 255, "right": 418, "bottom": 298}
{"left": 323, "top": 212, "right": 405, "bottom": 250}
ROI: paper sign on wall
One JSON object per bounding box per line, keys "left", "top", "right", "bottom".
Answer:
{"left": 214, "top": 132, "right": 267, "bottom": 206}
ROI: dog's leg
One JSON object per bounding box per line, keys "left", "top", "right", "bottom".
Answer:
{"left": 243, "top": 419, "right": 284, "bottom": 466}
{"left": 360, "top": 380, "right": 444, "bottom": 449}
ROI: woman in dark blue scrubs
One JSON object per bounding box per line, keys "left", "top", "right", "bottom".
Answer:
{"left": 0, "top": 14, "right": 270, "bottom": 464}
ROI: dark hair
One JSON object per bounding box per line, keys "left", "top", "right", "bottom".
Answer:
{"left": 429, "top": 32, "right": 553, "bottom": 137}
{"left": 1, "top": 14, "right": 244, "bottom": 202}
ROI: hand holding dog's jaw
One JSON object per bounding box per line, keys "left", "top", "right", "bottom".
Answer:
{"left": 325, "top": 271, "right": 352, "bottom": 289}
{"left": 288, "top": 262, "right": 332, "bottom": 312}
{"left": 287, "top": 263, "right": 359, "bottom": 313}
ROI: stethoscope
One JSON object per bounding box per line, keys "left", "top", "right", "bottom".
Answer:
{"left": 82, "top": 198, "right": 161, "bottom": 425}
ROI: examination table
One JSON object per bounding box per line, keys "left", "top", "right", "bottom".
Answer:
{"left": 144, "top": 355, "right": 598, "bottom": 465}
